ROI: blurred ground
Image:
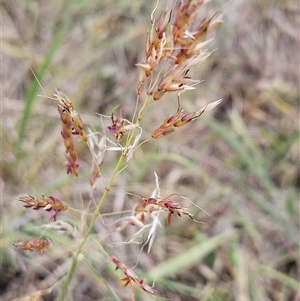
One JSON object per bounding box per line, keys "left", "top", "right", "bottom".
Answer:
{"left": 1, "top": 0, "right": 299, "bottom": 301}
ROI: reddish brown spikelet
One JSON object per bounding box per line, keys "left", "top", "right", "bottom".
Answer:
{"left": 65, "top": 150, "right": 79, "bottom": 176}
{"left": 138, "top": 8, "right": 171, "bottom": 76}
{"left": 18, "top": 195, "right": 68, "bottom": 221}
{"left": 55, "top": 89, "right": 87, "bottom": 176}
{"left": 151, "top": 106, "right": 192, "bottom": 138}
{"left": 106, "top": 112, "right": 137, "bottom": 142}
{"left": 136, "top": 8, "right": 172, "bottom": 95}
{"left": 152, "top": 99, "right": 221, "bottom": 138}
{"left": 108, "top": 255, "right": 155, "bottom": 296}
{"left": 14, "top": 238, "right": 52, "bottom": 255}
{"left": 139, "top": 195, "right": 194, "bottom": 225}
{"left": 54, "top": 89, "right": 87, "bottom": 141}
{"left": 134, "top": 200, "right": 160, "bottom": 224}
{"left": 172, "top": 1, "right": 220, "bottom": 61}
{"left": 18, "top": 195, "right": 48, "bottom": 209}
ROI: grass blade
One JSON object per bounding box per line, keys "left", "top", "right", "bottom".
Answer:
{"left": 148, "top": 230, "right": 237, "bottom": 280}
{"left": 17, "top": 2, "right": 72, "bottom": 148}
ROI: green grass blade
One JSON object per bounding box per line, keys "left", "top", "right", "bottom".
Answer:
{"left": 83, "top": 259, "right": 122, "bottom": 301}
{"left": 17, "top": 2, "right": 72, "bottom": 147}
{"left": 204, "top": 116, "right": 274, "bottom": 195}
{"left": 254, "top": 263, "right": 299, "bottom": 291}
{"left": 148, "top": 230, "right": 238, "bottom": 280}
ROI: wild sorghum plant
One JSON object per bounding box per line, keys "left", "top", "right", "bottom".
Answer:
{"left": 14, "top": 1, "right": 222, "bottom": 300}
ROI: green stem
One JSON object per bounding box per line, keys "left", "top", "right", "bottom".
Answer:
{"left": 57, "top": 151, "right": 126, "bottom": 300}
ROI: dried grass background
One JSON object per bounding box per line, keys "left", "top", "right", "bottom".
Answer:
{"left": 1, "top": 0, "right": 299, "bottom": 301}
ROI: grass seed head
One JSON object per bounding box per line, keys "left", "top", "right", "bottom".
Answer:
{"left": 18, "top": 195, "right": 68, "bottom": 221}
{"left": 14, "top": 238, "right": 52, "bottom": 256}
{"left": 107, "top": 112, "right": 138, "bottom": 142}
{"left": 109, "top": 255, "right": 155, "bottom": 296}
{"left": 55, "top": 89, "right": 88, "bottom": 176}
{"left": 152, "top": 99, "right": 221, "bottom": 138}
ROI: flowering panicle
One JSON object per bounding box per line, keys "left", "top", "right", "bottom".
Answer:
{"left": 18, "top": 195, "right": 68, "bottom": 221}
{"left": 106, "top": 112, "right": 138, "bottom": 142}
{"left": 136, "top": 195, "right": 195, "bottom": 225}
{"left": 14, "top": 238, "right": 52, "bottom": 256}
{"left": 136, "top": 1, "right": 221, "bottom": 99}
{"left": 109, "top": 255, "right": 155, "bottom": 297}
{"left": 11, "top": 2, "right": 223, "bottom": 299}
{"left": 54, "top": 89, "right": 87, "bottom": 176}
{"left": 152, "top": 98, "right": 222, "bottom": 138}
